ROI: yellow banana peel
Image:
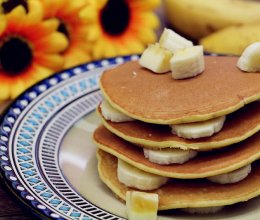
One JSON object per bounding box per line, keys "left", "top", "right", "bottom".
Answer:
{"left": 164, "top": 0, "right": 260, "bottom": 39}
{"left": 200, "top": 24, "right": 260, "bottom": 55}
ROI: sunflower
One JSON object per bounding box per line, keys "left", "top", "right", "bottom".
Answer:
{"left": 80, "top": 0, "right": 161, "bottom": 59}
{"left": 39, "top": 0, "right": 92, "bottom": 68}
{"left": 0, "top": 0, "right": 68, "bottom": 100}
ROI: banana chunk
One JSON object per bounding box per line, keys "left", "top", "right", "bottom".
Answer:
{"left": 159, "top": 28, "right": 193, "bottom": 52}
{"left": 207, "top": 164, "right": 252, "bottom": 184}
{"left": 100, "top": 100, "right": 134, "bottom": 122}
{"left": 170, "top": 45, "right": 205, "bottom": 79}
{"left": 182, "top": 206, "right": 224, "bottom": 214}
{"left": 126, "top": 191, "right": 158, "bottom": 220}
{"left": 143, "top": 148, "right": 197, "bottom": 165}
{"left": 117, "top": 159, "right": 169, "bottom": 190}
{"left": 170, "top": 116, "right": 226, "bottom": 139}
{"left": 237, "top": 42, "right": 260, "bottom": 72}
{"left": 139, "top": 43, "right": 172, "bottom": 73}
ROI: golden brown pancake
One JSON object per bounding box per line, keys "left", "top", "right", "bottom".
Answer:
{"left": 93, "top": 126, "right": 260, "bottom": 179}
{"left": 97, "top": 149, "right": 260, "bottom": 210}
{"left": 97, "top": 101, "right": 260, "bottom": 150}
{"left": 100, "top": 56, "right": 260, "bottom": 124}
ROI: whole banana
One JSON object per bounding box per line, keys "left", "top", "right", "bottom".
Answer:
{"left": 164, "top": 0, "right": 260, "bottom": 39}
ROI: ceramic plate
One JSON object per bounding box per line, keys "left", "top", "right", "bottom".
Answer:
{"left": 0, "top": 56, "right": 259, "bottom": 220}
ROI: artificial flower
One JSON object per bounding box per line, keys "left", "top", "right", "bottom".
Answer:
{"left": 0, "top": 0, "right": 68, "bottom": 100}
{"left": 40, "top": 0, "right": 92, "bottom": 68}
{"left": 80, "top": 0, "right": 161, "bottom": 59}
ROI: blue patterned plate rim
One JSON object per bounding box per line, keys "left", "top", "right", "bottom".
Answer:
{"left": 0, "top": 54, "right": 140, "bottom": 220}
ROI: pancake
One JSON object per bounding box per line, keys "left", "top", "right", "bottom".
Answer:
{"left": 100, "top": 56, "right": 260, "bottom": 124}
{"left": 97, "top": 101, "right": 260, "bottom": 150}
{"left": 93, "top": 126, "right": 260, "bottom": 179}
{"left": 97, "top": 149, "right": 260, "bottom": 210}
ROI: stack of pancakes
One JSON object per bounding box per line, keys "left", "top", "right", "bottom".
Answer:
{"left": 93, "top": 56, "right": 260, "bottom": 213}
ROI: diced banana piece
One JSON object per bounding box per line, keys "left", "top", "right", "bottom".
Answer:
{"left": 159, "top": 28, "right": 193, "bottom": 53}
{"left": 139, "top": 43, "right": 172, "bottom": 73}
{"left": 170, "top": 45, "right": 205, "bottom": 79}
{"left": 143, "top": 148, "right": 197, "bottom": 165}
{"left": 100, "top": 100, "right": 134, "bottom": 122}
{"left": 117, "top": 159, "right": 169, "bottom": 190}
{"left": 170, "top": 116, "right": 226, "bottom": 139}
{"left": 126, "top": 191, "right": 158, "bottom": 220}
{"left": 182, "top": 206, "right": 224, "bottom": 214}
{"left": 237, "top": 42, "right": 260, "bottom": 72}
{"left": 207, "top": 164, "right": 251, "bottom": 184}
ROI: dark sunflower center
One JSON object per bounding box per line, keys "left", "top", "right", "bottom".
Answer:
{"left": 0, "top": 37, "right": 33, "bottom": 75}
{"left": 57, "top": 21, "right": 70, "bottom": 40}
{"left": 1, "top": 0, "right": 28, "bottom": 13}
{"left": 100, "top": 0, "right": 130, "bottom": 36}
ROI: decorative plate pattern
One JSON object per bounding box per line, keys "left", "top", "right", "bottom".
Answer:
{"left": 0, "top": 55, "right": 139, "bottom": 220}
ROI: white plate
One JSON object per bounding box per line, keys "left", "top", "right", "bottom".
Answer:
{"left": 0, "top": 55, "right": 259, "bottom": 220}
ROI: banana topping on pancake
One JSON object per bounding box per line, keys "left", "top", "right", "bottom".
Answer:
{"left": 170, "top": 116, "right": 226, "bottom": 139}
{"left": 159, "top": 28, "right": 193, "bottom": 53}
{"left": 207, "top": 164, "right": 252, "bottom": 184}
{"left": 143, "top": 148, "right": 197, "bottom": 165}
{"left": 139, "top": 43, "right": 172, "bottom": 74}
{"left": 126, "top": 191, "right": 159, "bottom": 220}
{"left": 117, "top": 159, "right": 169, "bottom": 190}
{"left": 237, "top": 42, "right": 260, "bottom": 72}
{"left": 100, "top": 100, "right": 135, "bottom": 122}
{"left": 170, "top": 45, "right": 205, "bottom": 79}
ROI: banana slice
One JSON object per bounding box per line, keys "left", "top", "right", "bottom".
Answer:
{"left": 170, "top": 45, "right": 205, "bottom": 79}
{"left": 182, "top": 206, "right": 224, "bottom": 214}
{"left": 207, "top": 164, "right": 251, "bottom": 184}
{"left": 117, "top": 159, "right": 169, "bottom": 190}
{"left": 143, "top": 148, "right": 197, "bottom": 165}
{"left": 100, "top": 100, "right": 134, "bottom": 122}
{"left": 126, "top": 191, "right": 158, "bottom": 220}
{"left": 159, "top": 28, "right": 193, "bottom": 53}
{"left": 170, "top": 116, "right": 226, "bottom": 139}
{"left": 139, "top": 43, "right": 172, "bottom": 73}
{"left": 237, "top": 42, "right": 260, "bottom": 72}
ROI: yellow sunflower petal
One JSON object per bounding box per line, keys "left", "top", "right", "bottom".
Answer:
{"left": 93, "top": 40, "right": 105, "bottom": 59}
{"left": 0, "top": 82, "right": 10, "bottom": 101}
{"left": 7, "top": 5, "right": 26, "bottom": 19}
{"left": 117, "top": 44, "right": 131, "bottom": 56}
{"left": 62, "top": 0, "right": 87, "bottom": 14}
{"left": 130, "top": 0, "right": 161, "bottom": 10}
{"left": 35, "top": 32, "right": 69, "bottom": 53}
{"left": 137, "top": 12, "right": 160, "bottom": 29}
{"left": 10, "top": 79, "right": 26, "bottom": 99}
{"left": 40, "top": 0, "right": 65, "bottom": 18}
{"left": 87, "top": 24, "right": 102, "bottom": 41}
{"left": 102, "top": 42, "right": 117, "bottom": 58}
{"left": 27, "top": 0, "right": 43, "bottom": 23}
{"left": 79, "top": 5, "right": 98, "bottom": 21}
{"left": 126, "top": 39, "right": 145, "bottom": 53}
{"left": 0, "top": 14, "right": 7, "bottom": 35}
{"left": 36, "top": 54, "right": 65, "bottom": 71}
{"left": 63, "top": 47, "right": 92, "bottom": 68}
{"left": 41, "top": 18, "right": 60, "bottom": 33}
{"left": 96, "top": 0, "right": 109, "bottom": 10}
{"left": 136, "top": 28, "right": 157, "bottom": 44}
{"left": 32, "top": 65, "right": 53, "bottom": 81}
